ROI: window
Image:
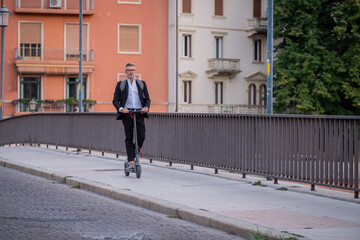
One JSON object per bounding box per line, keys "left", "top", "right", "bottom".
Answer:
{"left": 254, "top": 39, "right": 262, "bottom": 62}
{"left": 253, "top": 0, "right": 261, "bottom": 18}
{"left": 20, "top": 77, "right": 41, "bottom": 111}
{"left": 66, "top": 77, "right": 87, "bottom": 112}
{"left": 215, "top": 82, "right": 223, "bottom": 104}
{"left": 66, "top": 77, "right": 87, "bottom": 101}
{"left": 182, "top": 35, "right": 191, "bottom": 58}
{"left": 20, "top": 77, "right": 41, "bottom": 99}
{"left": 249, "top": 84, "right": 256, "bottom": 105}
{"left": 19, "top": 22, "right": 42, "bottom": 60}
{"left": 182, "top": 0, "right": 191, "bottom": 13}
{"left": 183, "top": 81, "right": 192, "bottom": 104}
{"left": 215, "top": 0, "right": 223, "bottom": 16}
{"left": 260, "top": 84, "right": 267, "bottom": 106}
{"left": 214, "top": 37, "right": 223, "bottom": 58}
{"left": 65, "top": 23, "right": 88, "bottom": 61}
{"left": 118, "top": 24, "right": 141, "bottom": 54}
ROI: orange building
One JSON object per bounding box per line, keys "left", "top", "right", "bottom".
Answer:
{"left": 1, "top": 0, "right": 168, "bottom": 118}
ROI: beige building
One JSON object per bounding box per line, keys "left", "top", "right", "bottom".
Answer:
{"left": 168, "top": 0, "right": 268, "bottom": 113}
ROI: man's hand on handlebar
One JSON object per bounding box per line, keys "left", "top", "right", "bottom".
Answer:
{"left": 121, "top": 108, "right": 129, "bottom": 114}
{"left": 141, "top": 107, "right": 149, "bottom": 114}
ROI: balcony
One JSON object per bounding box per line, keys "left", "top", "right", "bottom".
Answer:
{"left": 206, "top": 58, "right": 241, "bottom": 79}
{"left": 14, "top": 47, "right": 95, "bottom": 75}
{"left": 15, "top": 0, "right": 95, "bottom": 15}
{"left": 246, "top": 18, "right": 267, "bottom": 37}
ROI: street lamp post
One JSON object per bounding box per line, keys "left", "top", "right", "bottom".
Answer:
{"left": 0, "top": 4, "right": 9, "bottom": 120}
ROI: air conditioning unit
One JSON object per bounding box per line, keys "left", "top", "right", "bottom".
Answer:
{"left": 49, "top": 0, "right": 61, "bottom": 8}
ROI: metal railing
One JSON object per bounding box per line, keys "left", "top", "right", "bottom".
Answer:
{"left": 0, "top": 113, "right": 359, "bottom": 197}
{"left": 15, "top": 48, "right": 94, "bottom": 62}
{"left": 16, "top": 0, "right": 94, "bottom": 11}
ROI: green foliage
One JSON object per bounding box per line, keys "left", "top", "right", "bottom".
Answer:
{"left": 252, "top": 180, "right": 266, "bottom": 187}
{"left": 18, "top": 98, "right": 30, "bottom": 104}
{"left": 15, "top": 98, "right": 43, "bottom": 104}
{"left": 66, "top": 97, "right": 75, "bottom": 105}
{"left": 274, "top": 0, "right": 360, "bottom": 115}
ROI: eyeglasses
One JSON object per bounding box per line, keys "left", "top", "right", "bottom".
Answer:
{"left": 126, "top": 69, "right": 136, "bottom": 72}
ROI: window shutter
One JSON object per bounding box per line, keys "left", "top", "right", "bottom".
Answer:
{"left": 119, "top": 25, "right": 140, "bottom": 52}
{"left": 66, "top": 24, "right": 87, "bottom": 49}
{"left": 20, "top": 23, "right": 41, "bottom": 43}
{"left": 66, "top": 23, "right": 87, "bottom": 57}
{"left": 253, "top": 0, "right": 261, "bottom": 17}
{"left": 215, "top": 0, "right": 223, "bottom": 16}
{"left": 183, "top": 0, "right": 191, "bottom": 13}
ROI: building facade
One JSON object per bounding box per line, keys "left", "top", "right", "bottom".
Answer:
{"left": 168, "top": 0, "right": 267, "bottom": 113}
{"left": 1, "top": 0, "right": 169, "bottom": 118}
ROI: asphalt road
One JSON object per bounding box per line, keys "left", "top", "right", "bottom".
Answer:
{"left": 0, "top": 166, "right": 246, "bottom": 240}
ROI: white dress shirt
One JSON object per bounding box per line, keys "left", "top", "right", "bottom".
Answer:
{"left": 124, "top": 78, "right": 142, "bottom": 109}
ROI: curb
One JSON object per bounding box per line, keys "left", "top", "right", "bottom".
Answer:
{"left": 0, "top": 159, "right": 298, "bottom": 240}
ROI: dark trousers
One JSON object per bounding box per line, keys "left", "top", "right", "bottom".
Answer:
{"left": 122, "top": 113, "right": 146, "bottom": 162}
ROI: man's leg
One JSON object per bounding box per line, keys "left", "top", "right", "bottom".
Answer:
{"left": 136, "top": 114, "right": 146, "bottom": 149}
{"left": 122, "top": 114, "right": 135, "bottom": 166}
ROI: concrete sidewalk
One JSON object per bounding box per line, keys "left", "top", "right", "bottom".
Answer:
{"left": 0, "top": 146, "right": 359, "bottom": 240}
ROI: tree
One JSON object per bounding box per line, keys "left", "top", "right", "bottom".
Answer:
{"left": 273, "top": 0, "right": 360, "bottom": 115}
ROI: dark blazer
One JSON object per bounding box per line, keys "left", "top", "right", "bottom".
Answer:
{"left": 112, "top": 79, "right": 151, "bottom": 120}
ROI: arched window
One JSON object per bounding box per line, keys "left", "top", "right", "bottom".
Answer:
{"left": 249, "top": 84, "right": 256, "bottom": 105}
{"left": 260, "top": 84, "right": 267, "bottom": 106}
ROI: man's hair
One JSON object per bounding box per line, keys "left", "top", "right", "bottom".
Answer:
{"left": 125, "top": 63, "right": 136, "bottom": 70}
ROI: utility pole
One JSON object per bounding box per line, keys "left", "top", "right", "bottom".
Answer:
{"left": 78, "top": 0, "right": 83, "bottom": 112}
{"left": 267, "top": 0, "right": 273, "bottom": 114}
{"left": 266, "top": 0, "right": 274, "bottom": 181}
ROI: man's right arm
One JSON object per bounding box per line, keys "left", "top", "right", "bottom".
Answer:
{"left": 112, "top": 82, "right": 121, "bottom": 112}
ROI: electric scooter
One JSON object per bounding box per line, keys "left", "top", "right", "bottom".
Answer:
{"left": 124, "top": 108, "right": 142, "bottom": 179}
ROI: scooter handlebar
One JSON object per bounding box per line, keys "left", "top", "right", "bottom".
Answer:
{"left": 127, "top": 108, "right": 143, "bottom": 112}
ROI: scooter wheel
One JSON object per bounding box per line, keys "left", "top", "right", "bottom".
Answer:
{"left": 135, "top": 165, "right": 141, "bottom": 179}
{"left": 124, "top": 162, "right": 130, "bottom": 176}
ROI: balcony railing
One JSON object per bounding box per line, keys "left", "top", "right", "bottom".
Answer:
{"left": 247, "top": 17, "right": 267, "bottom": 30}
{"left": 12, "top": 100, "right": 96, "bottom": 113}
{"left": 246, "top": 18, "right": 267, "bottom": 37}
{"left": 15, "top": 0, "right": 94, "bottom": 13}
{"left": 15, "top": 48, "right": 94, "bottom": 62}
{"left": 208, "top": 104, "right": 266, "bottom": 114}
{"left": 206, "top": 58, "right": 241, "bottom": 78}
